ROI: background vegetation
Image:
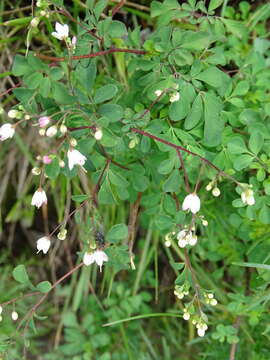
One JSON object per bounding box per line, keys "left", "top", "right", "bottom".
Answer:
{"left": 0, "top": 0, "right": 270, "bottom": 359}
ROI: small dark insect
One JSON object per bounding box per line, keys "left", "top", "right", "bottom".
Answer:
{"left": 95, "top": 230, "right": 105, "bottom": 248}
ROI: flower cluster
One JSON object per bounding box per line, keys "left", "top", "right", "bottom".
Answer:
{"left": 241, "top": 186, "right": 255, "bottom": 206}
{"left": 177, "top": 228, "right": 197, "bottom": 248}
{"left": 204, "top": 293, "right": 218, "bottom": 306}
{"left": 174, "top": 284, "right": 189, "bottom": 300}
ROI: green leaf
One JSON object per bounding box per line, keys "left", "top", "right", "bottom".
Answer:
{"left": 163, "top": 169, "right": 180, "bottom": 192}
{"left": 108, "top": 21, "right": 127, "bottom": 37}
{"left": 51, "top": 82, "right": 76, "bottom": 104}
{"left": 131, "top": 175, "right": 149, "bottom": 192}
{"left": 233, "top": 154, "right": 253, "bottom": 171}
{"left": 12, "top": 55, "right": 31, "bottom": 76}
{"left": 203, "top": 92, "right": 223, "bottom": 147}
{"left": 227, "top": 137, "right": 248, "bottom": 154}
{"left": 13, "top": 264, "right": 30, "bottom": 285}
{"left": 222, "top": 19, "right": 247, "bottom": 38}
{"left": 259, "top": 205, "right": 270, "bottom": 224}
{"left": 71, "top": 194, "right": 89, "bottom": 202}
{"left": 208, "top": 0, "right": 223, "bottom": 11}
{"left": 181, "top": 31, "right": 212, "bottom": 51}
{"left": 195, "top": 66, "right": 231, "bottom": 94}
{"left": 98, "top": 104, "right": 123, "bottom": 122}
{"left": 249, "top": 132, "right": 264, "bottom": 155}
{"left": 45, "top": 158, "right": 60, "bottom": 180}
{"left": 184, "top": 94, "right": 203, "bottom": 130}
{"left": 231, "top": 81, "right": 249, "bottom": 97}
{"left": 94, "top": 85, "right": 118, "bottom": 104}
{"left": 36, "top": 281, "right": 52, "bottom": 293}
{"left": 107, "top": 224, "right": 128, "bottom": 243}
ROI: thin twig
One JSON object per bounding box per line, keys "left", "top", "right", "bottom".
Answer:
{"left": 131, "top": 128, "right": 239, "bottom": 185}
{"left": 112, "top": 0, "right": 126, "bottom": 17}
{"left": 176, "top": 149, "right": 190, "bottom": 193}
{"left": 35, "top": 48, "right": 146, "bottom": 62}
{"left": 92, "top": 159, "right": 111, "bottom": 207}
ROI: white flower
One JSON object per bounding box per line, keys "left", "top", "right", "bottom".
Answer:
{"left": 0, "top": 306, "right": 2, "bottom": 315}
{"left": 38, "top": 116, "right": 50, "bottom": 128}
{"left": 155, "top": 90, "right": 162, "bottom": 97}
{"left": 202, "top": 219, "right": 208, "bottom": 227}
{"left": 94, "top": 129, "right": 103, "bottom": 140}
{"left": 182, "top": 193, "right": 200, "bottom": 214}
{"left": 0, "top": 123, "right": 15, "bottom": 141}
{"left": 206, "top": 182, "right": 213, "bottom": 191}
{"left": 241, "top": 188, "right": 255, "bottom": 206}
{"left": 188, "top": 234, "right": 197, "bottom": 246}
{"left": 60, "top": 124, "right": 67, "bottom": 134}
{"left": 183, "top": 312, "right": 190, "bottom": 321}
{"left": 212, "top": 187, "right": 220, "bottom": 197}
{"left": 46, "top": 125, "right": 57, "bottom": 137}
{"left": 11, "top": 311, "right": 18, "bottom": 321}
{"left": 52, "top": 22, "right": 69, "bottom": 40}
{"left": 197, "top": 328, "right": 205, "bottom": 337}
{"left": 67, "top": 148, "right": 87, "bottom": 170}
{"left": 164, "top": 240, "right": 171, "bottom": 247}
{"left": 169, "top": 92, "right": 180, "bottom": 102}
{"left": 31, "top": 188, "right": 47, "bottom": 208}
{"left": 36, "top": 236, "right": 51, "bottom": 254}
{"left": 83, "top": 250, "right": 108, "bottom": 271}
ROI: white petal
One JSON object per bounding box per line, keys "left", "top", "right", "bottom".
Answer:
{"left": 62, "top": 24, "right": 69, "bottom": 37}
{"left": 182, "top": 194, "right": 193, "bottom": 211}
{"left": 51, "top": 31, "right": 62, "bottom": 40}
{"left": 83, "top": 253, "right": 95, "bottom": 266}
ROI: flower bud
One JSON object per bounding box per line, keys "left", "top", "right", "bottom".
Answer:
{"left": 70, "top": 138, "right": 77, "bottom": 147}
{"left": 11, "top": 311, "right": 18, "bottom": 321}
{"left": 32, "top": 167, "right": 41, "bottom": 175}
{"left": 169, "top": 92, "right": 180, "bottom": 103}
{"left": 57, "top": 228, "right": 67, "bottom": 240}
{"left": 39, "top": 128, "right": 46, "bottom": 136}
{"left": 183, "top": 312, "right": 190, "bottom": 321}
{"left": 94, "top": 129, "right": 103, "bottom": 140}
{"left": 31, "top": 17, "right": 40, "bottom": 27}
{"left": 210, "top": 299, "right": 217, "bottom": 306}
{"left": 155, "top": 90, "right": 162, "bottom": 97}
{"left": 59, "top": 160, "right": 65, "bottom": 168}
{"left": 164, "top": 240, "right": 171, "bottom": 247}
{"left": 40, "top": 10, "right": 46, "bottom": 16}
{"left": 60, "top": 124, "right": 67, "bottom": 134}
{"left": 38, "top": 116, "right": 50, "bottom": 128}
{"left": 8, "top": 109, "right": 18, "bottom": 118}
{"left": 43, "top": 155, "right": 52, "bottom": 164}
{"left": 46, "top": 125, "right": 57, "bottom": 137}
{"left": 0, "top": 306, "right": 2, "bottom": 315}
{"left": 72, "top": 36, "right": 77, "bottom": 46}
{"left": 202, "top": 219, "right": 208, "bottom": 226}
{"left": 212, "top": 187, "right": 220, "bottom": 197}
{"left": 24, "top": 114, "right": 31, "bottom": 120}
{"left": 129, "top": 139, "right": 136, "bottom": 148}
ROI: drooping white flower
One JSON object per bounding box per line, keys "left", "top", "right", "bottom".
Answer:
{"left": 11, "top": 311, "right": 18, "bottom": 321}
{"left": 182, "top": 193, "right": 200, "bottom": 214}
{"left": 83, "top": 250, "right": 108, "bottom": 271}
{"left": 169, "top": 92, "right": 180, "bottom": 103}
{"left": 52, "top": 22, "right": 69, "bottom": 40}
{"left": 0, "top": 123, "right": 15, "bottom": 141}
{"left": 46, "top": 125, "right": 57, "bottom": 137}
{"left": 31, "top": 188, "right": 47, "bottom": 208}
{"left": 67, "top": 148, "right": 87, "bottom": 170}
{"left": 241, "top": 188, "right": 255, "bottom": 206}
{"left": 197, "top": 328, "right": 205, "bottom": 337}
{"left": 36, "top": 236, "right": 51, "bottom": 254}
{"left": 0, "top": 306, "right": 2, "bottom": 315}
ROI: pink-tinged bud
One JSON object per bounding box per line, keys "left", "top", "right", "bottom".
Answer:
{"left": 43, "top": 155, "right": 52, "bottom": 164}
{"left": 38, "top": 116, "right": 50, "bottom": 128}
{"left": 72, "top": 36, "right": 77, "bottom": 46}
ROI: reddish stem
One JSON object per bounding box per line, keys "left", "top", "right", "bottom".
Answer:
{"left": 112, "top": 0, "right": 126, "bottom": 16}
{"left": 0, "top": 82, "right": 21, "bottom": 98}
{"left": 35, "top": 48, "right": 146, "bottom": 62}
